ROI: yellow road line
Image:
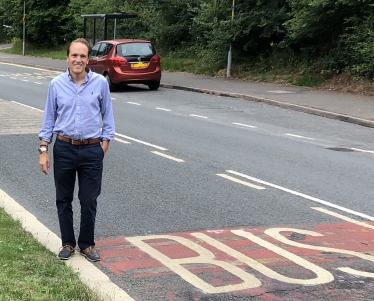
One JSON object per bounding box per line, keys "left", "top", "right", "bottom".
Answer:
{"left": 312, "top": 207, "right": 374, "bottom": 230}
{"left": 216, "top": 174, "right": 265, "bottom": 190}
{"left": 151, "top": 151, "right": 184, "bottom": 162}
{"left": 114, "top": 137, "right": 131, "bottom": 144}
{"left": 0, "top": 61, "right": 61, "bottom": 73}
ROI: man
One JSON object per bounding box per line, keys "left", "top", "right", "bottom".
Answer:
{"left": 38, "top": 38, "right": 115, "bottom": 262}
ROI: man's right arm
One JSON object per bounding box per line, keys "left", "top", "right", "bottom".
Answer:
{"left": 39, "top": 83, "right": 57, "bottom": 143}
{"left": 39, "top": 140, "right": 50, "bottom": 174}
{"left": 38, "top": 83, "right": 57, "bottom": 175}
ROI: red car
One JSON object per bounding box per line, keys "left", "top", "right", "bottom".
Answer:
{"left": 88, "top": 39, "right": 161, "bottom": 91}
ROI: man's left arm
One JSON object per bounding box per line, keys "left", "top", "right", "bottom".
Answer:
{"left": 101, "top": 140, "right": 110, "bottom": 154}
{"left": 100, "top": 81, "right": 115, "bottom": 152}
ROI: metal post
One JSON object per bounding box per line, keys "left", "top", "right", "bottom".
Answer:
{"left": 22, "top": 0, "right": 25, "bottom": 56}
{"left": 227, "top": 43, "right": 232, "bottom": 78}
{"left": 226, "top": 0, "right": 235, "bottom": 78}
{"left": 104, "top": 17, "right": 107, "bottom": 40}
{"left": 114, "top": 18, "right": 117, "bottom": 39}
{"left": 93, "top": 18, "right": 96, "bottom": 44}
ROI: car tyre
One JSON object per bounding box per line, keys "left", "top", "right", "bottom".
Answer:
{"left": 105, "top": 73, "right": 117, "bottom": 92}
{"left": 148, "top": 81, "right": 160, "bottom": 91}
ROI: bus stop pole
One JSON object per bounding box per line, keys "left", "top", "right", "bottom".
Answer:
{"left": 104, "top": 17, "right": 107, "bottom": 40}
{"left": 83, "top": 18, "right": 87, "bottom": 39}
{"left": 114, "top": 19, "right": 117, "bottom": 39}
{"left": 93, "top": 19, "right": 96, "bottom": 44}
{"left": 226, "top": 0, "right": 235, "bottom": 78}
{"left": 22, "top": 1, "right": 25, "bottom": 56}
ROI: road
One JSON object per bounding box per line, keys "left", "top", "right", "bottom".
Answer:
{"left": 1, "top": 61, "right": 374, "bottom": 300}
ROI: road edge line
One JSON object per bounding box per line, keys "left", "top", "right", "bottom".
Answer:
{"left": 160, "top": 84, "right": 374, "bottom": 129}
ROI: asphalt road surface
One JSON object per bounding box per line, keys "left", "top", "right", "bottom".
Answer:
{"left": 1, "top": 62, "right": 374, "bottom": 300}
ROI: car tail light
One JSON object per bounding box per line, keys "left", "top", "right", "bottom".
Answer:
{"left": 151, "top": 55, "right": 161, "bottom": 65}
{"left": 110, "top": 56, "right": 127, "bottom": 67}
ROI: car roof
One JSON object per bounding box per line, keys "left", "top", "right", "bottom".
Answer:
{"left": 96, "top": 39, "right": 151, "bottom": 45}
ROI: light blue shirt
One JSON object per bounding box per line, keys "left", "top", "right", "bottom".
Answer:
{"left": 39, "top": 68, "right": 115, "bottom": 143}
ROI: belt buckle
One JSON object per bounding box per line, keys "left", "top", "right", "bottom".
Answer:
{"left": 71, "top": 140, "right": 80, "bottom": 145}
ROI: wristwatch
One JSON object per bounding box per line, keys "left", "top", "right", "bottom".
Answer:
{"left": 38, "top": 146, "right": 48, "bottom": 154}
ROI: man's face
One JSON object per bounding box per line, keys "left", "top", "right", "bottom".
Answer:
{"left": 66, "top": 42, "right": 89, "bottom": 76}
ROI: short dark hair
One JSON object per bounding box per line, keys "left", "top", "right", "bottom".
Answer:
{"left": 67, "top": 38, "right": 91, "bottom": 56}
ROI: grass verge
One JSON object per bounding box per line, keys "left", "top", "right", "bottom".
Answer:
{"left": 1, "top": 43, "right": 325, "bottom": 88}
{"left": 1, "top": 42, "right": 66, "bottom": 60}
{"left": 0, "top": 207, "right": 104, "bottom": 301}
{"left": 3, "top": 43, "right": 373, "bottom": 95}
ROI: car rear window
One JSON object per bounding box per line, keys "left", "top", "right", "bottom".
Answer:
{"left": 116, "top": 43, "right": 155, "bottom": 57}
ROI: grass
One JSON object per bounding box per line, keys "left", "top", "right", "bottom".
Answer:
{"left": 0, "top": 207, "right": 104, "bottom": 301}
{"left": 1, "top": 43, "right": 66, "bottom": 60}
{"left": 0, "top": 42, "right": 327, "bottom": 88}
{"left": 161, "top": 56, "right": 219, "bottom": 76}
{"left": 290, "top": 76, "right": 325, "bottom": 87}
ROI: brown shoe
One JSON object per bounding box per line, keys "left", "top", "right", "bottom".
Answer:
{"left": 58, "top": 245, "right": 75, "bottom": 260}
{"left": 80, "top": 246, "right": 100, "bottom": 262}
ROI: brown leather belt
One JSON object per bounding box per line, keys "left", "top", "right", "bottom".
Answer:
{"left": 57, "top": 134, "right": 101, "bottom": 145}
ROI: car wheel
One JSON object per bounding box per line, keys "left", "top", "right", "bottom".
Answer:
{"left": 105, "top": 73, "right": 117, "bottom": 92}
{"left": 148, "top": 81, "right": 160, "bottom": 91}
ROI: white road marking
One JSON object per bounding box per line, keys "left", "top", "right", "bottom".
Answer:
{"left": 285, "top": 134, "right": 315, "bottom": 140}
{"left": 22, "top": 79, "right": 29, "bottom": 82}
{"left": 151, "top": 151, "right": 184, "bottom": 162}
{"left": 226, "top": 170, "right": 374, "bottom": 221}
{"left": 129, "top": 229, "right": 339, "bottom": 293}
{"left": 114, "top": 137, "right": 131, "bottom": 144}
{"left": 34, "top": 82, "right": 43, "bottom": 85}
{"left": 189, "top": 114, "right": 208, "bottom": 119}
{"left": 233, "top": 122, "right": 257, "bottom": 128}
{"left": 127, "top": 102, "right": 141, "bottom": 105}
{"left": 217, "top": 174, "right": 265, "bottom": 190}
{"left": 111, "top": 98, "right": 116, "bottom": 100}
{"left": 115, "top": 132, "right": 167, "bottom": 150}
{"left": 0, "top": 189, "right": 135, "bottom": 301}
{"left": 156, "top": 107, "right": 171, "bottom": 112}
{"left": 351, "top": 148, "right": 374, "bottom": 154}
{"left": 0, "top": 75, "right": 4, "bottom": 77}
{"left": 11, "top": 101, "right": 44, "bottom": 112}
{"left": 219, "top": 230, "right": 333, "bottom": 284}
{"left": 265, "top": 228, "right": 374, "bottom": 278}
{"left": 10, "top": 77, "right": 17, "bottom": 79}
{"left": 127, "top": 234, "right": 260, "bottom": 293}
{"left": 267, "top": 90, "right": 296, "bottom": 94}
{"left": 312, "top": 207, "right": 374, "bottom": 230}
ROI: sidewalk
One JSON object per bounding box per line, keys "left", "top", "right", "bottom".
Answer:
{"left": 1, "top": 52, "right": 374, "bottom": 128}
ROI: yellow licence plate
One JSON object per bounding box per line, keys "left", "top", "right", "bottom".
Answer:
{"left": 131, "top": 62, "right": 148, "bottom": 68}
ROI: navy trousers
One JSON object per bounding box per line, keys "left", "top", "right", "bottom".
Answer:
{"left": 53, "top": 138, "right": 104, "bottom": 250}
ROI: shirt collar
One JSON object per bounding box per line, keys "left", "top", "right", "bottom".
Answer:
{"left": 66, "top": 67, "right": 92, "bottom": 82}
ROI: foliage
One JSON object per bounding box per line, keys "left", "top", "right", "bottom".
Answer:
{"left": 340, "top": 13, "right": 374, "bottom": 78}
{"left": 0, "top": 0, "right": 373, "bottom": 79}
